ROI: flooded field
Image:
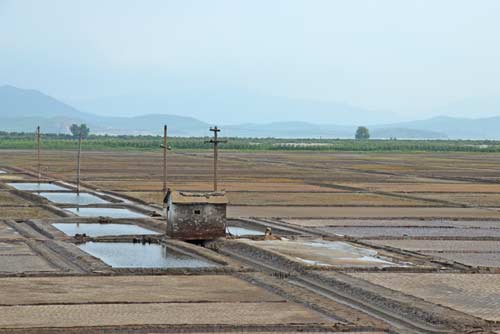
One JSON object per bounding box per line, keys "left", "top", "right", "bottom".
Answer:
{"left": 226, "top": 226, "right": 264, "bottom": 236}
{"left": 8, "top": 182, "right": 69, "bottom": 191}
{"left": 39, "top": 192, "right": 110, "bottom": 205}
{"left": 1, "top": 150, "right": 500, "bottom": 333}
{"left": 53, "top": 223, "right": 160, "bottom": 237}
{"left": 240, "top": 239, "right": 398, "bottom": 267}
{"left": 79, "top": 242, "right": 217, "bottom": 268}
{"left": 65, "top": 207, "right": 148, "bottom": 218}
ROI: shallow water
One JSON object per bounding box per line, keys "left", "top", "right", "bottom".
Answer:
{"left": 39, "top": 192, "right": 110, "bottom": 205}
{"left": 79, "top": 242, "right": 216, "bottom": 268}
{"left": 53, "top": 223, "right": 159, "bottom": 237}
{"left": 8, "top": 182, "right": 68, "bottom": 191}
{"left": 303, "top": 240, "right": 395, "bottom": 265}
{"left": 66, "top": 207, "right": 147, "bottom": 218}
{"left": 255, "top": 239, "right": 397, "bottom": 267}
{"left": 226, "top": 226, "right": 264, "bottom": 236}
{"left": 295, "top": 257, "right": 329, "bottom": 266}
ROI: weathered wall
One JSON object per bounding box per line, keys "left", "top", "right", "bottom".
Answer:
{"left": 167, "top": 199, "right": 226, "bottom": 240}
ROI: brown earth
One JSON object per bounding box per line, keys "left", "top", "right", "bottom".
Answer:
{"left": 2, "top": 149, "right": 500, "bottom": 332}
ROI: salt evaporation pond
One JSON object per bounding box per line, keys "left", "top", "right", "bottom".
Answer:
{"left": 53, "top": 223, "right": 159, "bottom": 237}
{"left": 66, "top": 207, "right": 148, "bottom": 218}
{"left": 240, "top": 239, "right": 398, "bottom": 267}
{"left": 226, "top": 226, "right": 264, "bottom": 236}
{"left": 79, "top": 242, "right": 216, "bottom": 268}
{"left": 39, "top": 192, "right": 110, "bottom": 205}
{"left": 8, "top": 182, "right": 68, "bottom": 191}
{"left": 300, "top": 240, "right": 396, "bottom": 266}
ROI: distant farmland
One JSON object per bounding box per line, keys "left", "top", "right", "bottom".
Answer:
{"left": 1, "top": 131, "right": 500, "bottom": 152}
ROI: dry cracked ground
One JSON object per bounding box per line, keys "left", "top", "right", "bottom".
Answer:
{"left": 0, "top": 149, "right": 500, "bottom": 334}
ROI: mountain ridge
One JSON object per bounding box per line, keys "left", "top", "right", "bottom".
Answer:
{"left": 0, "top": 85, "right": 497, "bottom": 139}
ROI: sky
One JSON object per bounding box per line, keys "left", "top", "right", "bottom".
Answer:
{"left": 1, "top": 0, "right": 500, "bottom": 123}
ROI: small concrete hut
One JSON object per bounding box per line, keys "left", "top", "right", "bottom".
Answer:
{"left": 164, "top": 189, "right": 228, "bottom": 240}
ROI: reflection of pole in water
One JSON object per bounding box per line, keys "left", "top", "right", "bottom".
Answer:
{"left": 162, "top": 243, "right": 168, "bottom": 259}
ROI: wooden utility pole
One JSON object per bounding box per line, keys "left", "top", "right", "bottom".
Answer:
{"left": 160, "top": 125, "right": 171, "bottom": 194}
{"left": 76, "top": 130, "right": 82, "bottom": 194}
{"left": 36, "top": 126, "right": 41, "bottom": 182}
{"left": 206, "top": 126, "right": 227, "bottom": 191}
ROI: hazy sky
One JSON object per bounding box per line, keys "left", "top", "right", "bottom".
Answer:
{"left": 1, "top": 0, "right": 500, "bottom": 121}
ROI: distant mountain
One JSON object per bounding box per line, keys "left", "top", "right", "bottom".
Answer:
{"left": 0, "top": 85, "right": 499, "bottom": 139}
{"left": 225, "top": 123, "right": 446, "bottom": 139}
{"left": 0, "top": 85, "right": 209, "bottom": 136}
{"left": 370, "top": 127, "right": 447, "bottom": 139}
{"left": 75, "top": 91, "right": 396, "bottom": 125}
{"left": 89, "top": 114, "right": 209, "bottom": 136}
{"left": 0, "top": 85, "right": 88, "bottom": 119}
{"left": 381, "top": 116, "right": 500, "bottom": 139}
{"left": 225, "top": 122, "right": 353, "bottom": 138}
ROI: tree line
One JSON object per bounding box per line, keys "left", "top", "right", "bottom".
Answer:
{"left": 1, "top": 129, "right": 500, "bottom": 152}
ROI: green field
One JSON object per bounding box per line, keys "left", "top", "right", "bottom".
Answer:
{"left": 1, "top": 131, "right": 500, "bottom": 152}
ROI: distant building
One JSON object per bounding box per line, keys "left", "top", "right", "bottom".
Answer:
{"left": 163, "top": 189, "right": 228, "bottom": 240}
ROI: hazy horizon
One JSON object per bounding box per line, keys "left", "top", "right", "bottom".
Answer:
{"left": 2, "top": 0, "right": 500, "bottom": 124}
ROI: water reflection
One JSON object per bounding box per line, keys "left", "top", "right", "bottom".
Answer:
{"left": 53, "top": 223, "right": 159, "bottom": 237}
{"left": 79, "top": 242, "right": 216, "bottom": 268}
{"left": 226, "top": 226, "right": 264, "bottom": 236}
{"left": 40, "top": 192, "right": 109, "bottom": 205}
{"left": 8, "top": 182, "right": 68, "bottom": 191}
{"left": 66, "top": 207, "right": 147, "bottom": 218}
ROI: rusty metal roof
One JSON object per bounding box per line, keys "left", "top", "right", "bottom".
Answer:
{"left": 166, "top": 190, "right": 228, "bottom": 204}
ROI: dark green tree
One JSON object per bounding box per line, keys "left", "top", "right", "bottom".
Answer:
{"left": 69, "top": 124, "right": 90, "bottom": 139}
{"left": 355, "top": 126, "right": 370, "bottom": 140}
